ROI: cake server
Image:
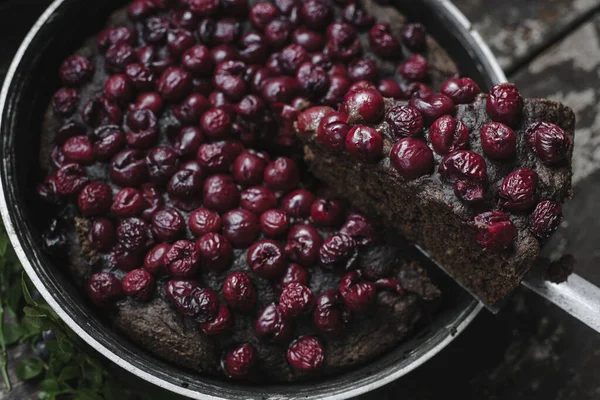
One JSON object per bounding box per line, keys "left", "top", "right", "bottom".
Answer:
{"left": 416, "top": 245, "right": 600, "bottom": 333}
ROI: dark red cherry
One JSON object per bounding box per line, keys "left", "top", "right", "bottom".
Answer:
{"left": 345, "top": 125, "right": 383, "bottom": 163}
{"left": 401, "top": 23, "right": 427, "bottom": 52}
{"left": 260, "top": 209, "right": 290, "bottom": 237}
{"left": 77, "top": 182, "right": 112, "bottom": 216}
{"left": 199, "top": 304, "right": 233, "bottom": 336}
{"left": 440, "top": 77, "right": 480, "bottom": 104}
{"left": 499, "top": 168, "right": 538, "bottom": 211}
{"left": 279, "top": 282, "right": 314, "bottom": 318}
{"left": 480, "top": 121, "right": 516, "bottom": 160}
{"left": 439, "top": 150, "right": 487, "bottom": 203}
{"left": 88, "top": 218, "right": 116, "bottom": 251}
{"left": 530, "top": 200, "right": 563, "bottom": 240}
{"left": 368, "top": 23, "right": 401, "bottom": 59}
{"left": 240, "top": 186, "right": 277, "bottom": 215}
{"left": 87, "top": 272, "right": 122, "bottom": 306}
{"left": 164, "top": 240, "right": 200, "bottom": 278}
{"left": 287, "top": 336, "right": 324, "bottom": 371}
{"left": 471, "top": 211, "right": 516, "bottom": 251}
{"left": 385, "top": 105, "right": 423, "bottom": 138}
{"left": 343, "top": 88, "right": 384, "bottom": 124}
{"left": 222, "top": 344, "right": 257, "bottom": 378}
{"left": 526, "top": 121, "right": 570, "bottom": 164}
{"left": 313, "top": 289, "right": 346, "bottom": 335}
{"left": 399, "top": 54, "right": 428, "bottom": 82}
{"left": 222, "top": 209, "right": 260, "bottom": 248}
{"left": 339, "top": 271, "right": 376, "bottom": 312}
{"left": 223, "top": 271, "right": 257, "bottom": 312}
{"left": 151, "top": 207, "right": 185, "bottom": 241}
{"left": 316, "top": 111, "right": 350, "bottom": 152}
{"left": 189, "top": 208, "right": 222, "bottom": 236}
{"left": 59, "top": 55, "right": 94, "bottom": 86}
{"left": 196, "top": 232, "right": 233, "bottom": 272}
{"left": 202, "top": 174, "right": 240, "bottom": 213}
{"left": 122, "top": 269, "right": 155, "bottom": 302}
{"left": 486, "top": 83, "right": 523, "bottom": 127}
{"left": 409, "top": 94, "right": 455, "bottom": 126}
{"left": 264, "top": 157, "right": 300, "bottom": 192}
{"left": 285, "top": 224, "right": 322, "bottom": 266}
{"left": 247, "top": 239, "right": 286, "bottom": 279}
{"left": 144, "top": 243, "right": 170, "bottom": 276}
{"left": 429, "top": 115, "right": 469, "bottom": 155}
{"left": 255, "top": 303, "right": 291, "bottom": 342}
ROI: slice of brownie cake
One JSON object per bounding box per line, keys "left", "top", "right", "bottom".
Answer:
{"left": 297, "top": 84, "right": 574, "bottom": 305}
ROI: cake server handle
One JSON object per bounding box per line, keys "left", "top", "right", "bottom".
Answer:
{"left": 522, "top": 271, "right": 600, "bottom": 334}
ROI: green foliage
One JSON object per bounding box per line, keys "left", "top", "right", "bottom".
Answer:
{"left": 0, "top": 223, "right": 133, "bottom": 399}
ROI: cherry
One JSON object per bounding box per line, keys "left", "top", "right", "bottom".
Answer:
{"left": 97, "top": 26, "right": 137, "bottom": 51}
{"left": 409, "top": 94, "right": 455, "bottom": 126}
{"left": 55, "top": 163, "right": 89, "bottom": 196}
{"left": 255, "top": 303, "right": 291, "bottom": 341}
{"left": 260, "top": 209, "right": 290, "bottom": 237}
{"left": 105, "top": 43, "right": 137, "bottom": 73}
{"left": 316, "top": 111, "right": 350, "bottom": 152}
{"left": 110, "top": 149, "right": 148, "bottom": 187}
{"left": 240, "top": 186, "right": 277, "bottom": 214}
{"left": 144, "top": 243, "right": 170, "bottom": 276}
{"left": 167, "top": 168, "right": 203, "bottom": 200}
{"left": 182, "top": 45, "right": 214, "bottom": 75}
{"left": 232, "top": 151, "right": 266, "bottom": 186}
{"left": 340, "top": 213, "right": 378, "bottom": 246}
{"left": 199, "top": 304, "right": 233, "bottom": 335}
{"left": 174, "top": 126, "right": 204, "bottom": 157}
{"left": 471, "top": 211, "right": 516, "bottom": 251}
{"left": 250, "top": 2, "right": 280, "bottom": 31}
{"left": 499, "top": 168, "right": 538, "bottom": 211}
{"left": 300, "top": 0, "right": 332, "bottom": 30}
{"left": 343, "top": 3, "right": 375, "bottom": 29}
{"left": 151, "top": 207, "right": 185, "bottom": 241}
{"left": 314, "top": 289, "right": 347, "bottom": 336}
{"left": 188, "top": 0, "right": 220, "bottom": 17}
{"left": 480, "top": 121, "right": 516, "bottom": 160}
{"left": 87, "top": 272, "right": 122, "bottom": 306}
{"left": 285, "top": 224, "right": 322, "bottom": 266}
{"left": 164, "top": 240, "right": 200, "bottom": 278}
{"left": 88, "top": 218, "right": 116, "bottom": 251}
{"left": 188, "top": 287, "right": 220, "bottom": 323}
{"left": 526, "top": 121, "right": 570, "bottom": 164}
{"left": 279, "top": 282, "right": 314, "bottom": 318}
{"left": 165, "top": 279, "right": 200, "bottom": 316}
{"left": 52, "top": 88, "right": 78, "bottom": 116}
{"left": 339, "top": 271, "right": 376, "bottom": 312}
{"left": 222, "top": 344, "right": 257, "bottom": 378}
{"left": 530, "top": 200, "right": 563, "bottom": 239}
{"left": 59, "top": 55, "right": 94, "bottom": 86}
{"left": 319, "top": 233, "right": 356, "bottom": 266}
{"left": 429, "top": 115, "right": 469, "bottom": 155}
{"left": 158, "top": 67, "right": 192, "bottom": 102}
{"left": 82, "top": 98, "right": 123, "bottom": 128}
{"left": 486, "top": 83, "right": 523, "bottom": 127}
{"left": 202, "top": 174, "right": 241, "bottom": 213}
{"left": 122, "top": 269, "right": 155, "bottom": 301}
{"left": 196, "top": 232, "right": 233, "bottom": 272}
{"left": 146, "top": 146, "right": 179, "bottom": 185}
{"left": 189, "top": 208, "right": 222, "bottom": 236}
{"left": 116, "top": 217, "right": 154, "bottom": 251}
{"left": 279, "top": 263, "right": 309, "bottom": 288}
{"left": 264, "top": 157, "right": 300, "bottom": 192}
{"left": 287, "top": 336, "right": 324, "bottom": 371}
{"left": 439, "top": 150, "right": 487, "bottom": 203}
{"left": 77, "top": 182, "right": 112, "bottom": 216}
{"left": 173, "top": 93, "right": 210, "bottom": 124}
{"left": 264, "top": 18, "right": 293, "bottom": 49}
{"left": 399, "top": 54, "right": 428, "bottom": 82}
{"left": 292, "top": 27, "right": 324, "bottom": 52}
{"left": 343, "top": 88, "right": 384, "bottom": 123}
{"left": 345, "top": 125, "right": 383, "bottom": 163}
{"left": 222, "top": 209, "right": 260, "bottom": 248}
{"left": 132, "top": 92, "right": 164, "bottom": 114}
{"left": 440, "top": 77, "right": 480, "bottom": 104}
{"left": 401, "top": 23, "right": 427, "bottom": 52}
{"left": 377, "top": 79, "right": 404, "bottom": 99}
{"left": 280, "top": 189, "right": 316, "bottom": 218}
{"left": 385, "top": 105, "right": 424, "bottom": 138}
{"left": 247, "top": 239, "right": 286, "bottom": 279}
{"left": 223, "top": 271, "right": 257, "bottom": 312}
{"left": 368, "top": 23, "right": 401, "bottom": 59}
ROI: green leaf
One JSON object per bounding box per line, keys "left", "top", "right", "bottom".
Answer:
{"left": 74, "top": 388, "right": 105, "bottom": 400}
{"left": 23, "top": 306, "right": 45, "bottom": 318}
{"left": 58, "top": 365, "right": 79, "bottom": 382}
{"left": 21, "top": 275, "right": 36, "bottom": 305}
{"left": 39, "top": 378, "right": 60, "bottom": 392}
{"left": 0, "top": 232, "right": 9, "bottom": 257}
{"left": 6, "top": 281, "right": 23, "bottom": 315}
{"left": 16, "top": 358, "right": 44, "bottom": 380}
{"left": 3, "top": 323, "right": 21, "bottom": 345}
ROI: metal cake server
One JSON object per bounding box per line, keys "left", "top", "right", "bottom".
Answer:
{"left": 415, "top": 245, "right": 600, "bottom": 333}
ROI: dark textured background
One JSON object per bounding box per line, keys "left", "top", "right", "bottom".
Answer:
{"left": 3, "top": 0, "right": 600, "bottom": 399}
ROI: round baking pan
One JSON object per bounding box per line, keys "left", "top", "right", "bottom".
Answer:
{"left": 0, "top": 0, "right": 505, "bottom": 399}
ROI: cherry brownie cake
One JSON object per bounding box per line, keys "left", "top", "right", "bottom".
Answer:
{"left": 34, "top": 0, "right": 571, "bottom": 383}
{"left": 297, "top": 84, "right": 574, "bottom": 305}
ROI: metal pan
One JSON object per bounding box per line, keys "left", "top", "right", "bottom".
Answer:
{"left": 0, "top": 0, "right": 505, "bottom": 398}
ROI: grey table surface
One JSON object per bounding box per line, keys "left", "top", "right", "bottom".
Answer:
{"left": 3, "top": 0, "right": 600, "bottom": 399}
